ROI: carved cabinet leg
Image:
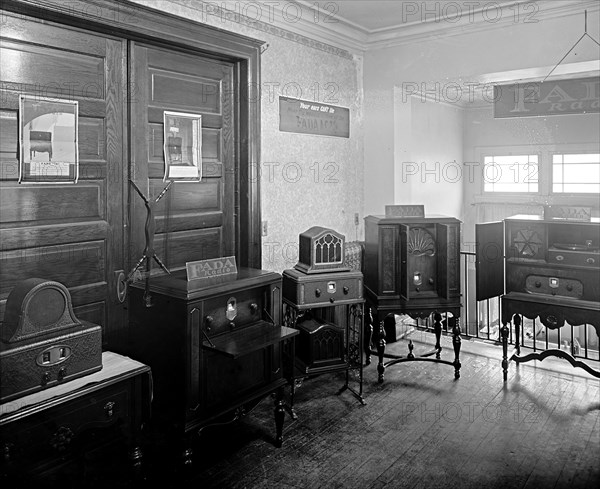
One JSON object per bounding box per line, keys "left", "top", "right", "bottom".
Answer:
{"left": 513, "top": 314, "right": 521, "bottom": 356}
{"left": 364, "top": 307, "right": 373, "bottom": 366}
{"left": 274, "top": 386, "right": 285, "bottom": 448}
{"left": 452, "top": 320, "right": 461, "bottom": 379}
{"left": 376, "top": 320, "right": 387, "bottom": 383}
{"left": 501, "top": 321, "right": 509, "bottom": 381}
{"left": 433, "top": 312, "right": 442, "bottom": 360}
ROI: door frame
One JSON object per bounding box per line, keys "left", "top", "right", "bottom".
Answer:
{"left": 2, "top": 0, "right": 264, "bottom": 269}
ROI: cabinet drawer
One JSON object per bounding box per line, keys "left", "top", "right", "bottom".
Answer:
{"left": 1, "top": 384, "right": 131, "bottom": 464}
{"left": 548, "top": 249, "right": 599, "bottom": 268}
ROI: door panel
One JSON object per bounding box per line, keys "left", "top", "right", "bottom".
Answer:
{"left": 129, "top": 44, "right": 235, "bottom": 273}
{"left": 0, "top": 14, "right": 126, "bottom": 344}
{"left": 475, "top": 221, "right": 505, "bottom": 301}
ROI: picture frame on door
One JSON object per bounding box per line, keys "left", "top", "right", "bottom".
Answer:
{"left": 163, "top": 110, "right": 202, "bottom": 182}
{"left": 18, "top": 95, "right": 79, "bottom": 184}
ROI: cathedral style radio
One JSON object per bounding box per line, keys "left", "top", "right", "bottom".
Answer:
{"left": 0, "top": 278, "right": 102, "bottom": 402}
{"left": 295, "top": 226, "right": 350, "bottom": 274}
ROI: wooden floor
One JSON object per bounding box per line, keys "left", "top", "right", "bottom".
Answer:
{"left": 129, "top": 332, "right": 599, "bottom": 489}
{"left": 36, "top": 332, "right": 599, "bottom": 489}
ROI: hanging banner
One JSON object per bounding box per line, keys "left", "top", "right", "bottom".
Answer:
{"left": 19, "top": 95, "right": 79, "bottom": 184}
{"left": 279, "top": 96, "right": 350, "bottom": 138}
{"left": 494, "top": 77, "right": 600, "bottom": 118}
{"left": 163, "top": 111, "right": 202, "bottom": 182}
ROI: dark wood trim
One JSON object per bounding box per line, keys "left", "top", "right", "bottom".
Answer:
{"left": 2, "top": 0, "right": 264, "bottom": 268}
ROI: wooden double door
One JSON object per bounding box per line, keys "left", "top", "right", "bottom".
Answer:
{"left": 0, "top": 9, "right": 240, "bottom": 348}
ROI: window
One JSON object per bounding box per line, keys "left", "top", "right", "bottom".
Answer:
{"left": 552, "top": 153, "right": 600, "bottom": 194}
{"left": 483, "top": 155, "right": 539, "bottom": 193}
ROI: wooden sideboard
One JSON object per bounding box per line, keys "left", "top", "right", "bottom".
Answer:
{"left": 0, "top": 351, "right": 151, "bottom": 484}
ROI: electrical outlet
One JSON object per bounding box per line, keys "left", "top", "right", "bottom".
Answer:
{"left": 354, "top": 213, "right": 359, "bottom": 226}
{"left": 261, "top": 221, "right": 268, "bottom": 236}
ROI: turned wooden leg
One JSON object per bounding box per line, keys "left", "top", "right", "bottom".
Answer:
{"left": 452, "top": 320, "right": 462, "bottom": 379}
{"left": 513, "top": 314, "right": 521, "bottom": 356}
{"left": 128, "top": 445, "right": 144, "bottom": 482}
{"left": 433, "top": 312, "right": 442, "bottom": 360}
{"left": 364, "top": 307, "right": 373, "bottom": 366}
{"left": 274, "top": 386, "right": 285, "bottom": 448}
{"left": 376, "top": 320, "right": 386, "bottom": 383}
{"left": 289, "top": 378, "right": 298, "bottom": 420}
{"left": 501, "top": 321, "right": 509, "bottom": 382}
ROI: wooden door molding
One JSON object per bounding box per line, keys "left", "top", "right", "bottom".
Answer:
{"left": 2, "top": 0, "right": 264, "bottom": 268}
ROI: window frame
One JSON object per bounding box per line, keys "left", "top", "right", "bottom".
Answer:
{"left": 550, "top": 150, "right": 600, "bottom": 196}
{"left": 481, "top": 153, "right": 541, "bottom": 195}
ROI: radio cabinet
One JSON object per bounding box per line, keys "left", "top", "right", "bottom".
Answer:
{"left": 363, "top": 214, "right": 462, "bottom": 383}
{"left": 125, "top": 268, "right": 298, "bottom": 464}
{"left": 476, "top": 214, "right": 600, "bottom": 379}
{"left": 282, "top": 268, "right": 365, "bottom": 412}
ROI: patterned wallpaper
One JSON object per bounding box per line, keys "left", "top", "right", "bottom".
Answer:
{"left": 131, "top": 0, "right": 365, "bottom": 273}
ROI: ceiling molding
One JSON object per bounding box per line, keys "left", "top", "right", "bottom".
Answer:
{"left": 368, "top": 0, "right": 599, "bottom": 50}
{"left": 292, "top": 0, "right": 599, "bottom": 53}
{"left": 171, "top": 1, "right": 599, "bottom": 58}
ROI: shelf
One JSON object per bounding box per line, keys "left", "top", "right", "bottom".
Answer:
{"left": 203, "top": 321, "right": 298, "bottom": 359}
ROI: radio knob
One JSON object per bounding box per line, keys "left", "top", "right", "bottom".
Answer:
{"left": 315, "top": 289, "right": 321, "bottom": 297}
{"left": 343, "top": 286, "right": 349, "bottom": 295}
{"left": 415, "top": 287, "right": 420, "bottom": 292}
{"left": 535, "top": 281, "right": 541, "bottom": 288}
{"left": 58, "top": 367, "right": 67, "bottom": 381}
{"left": 329, "top": 298, "right": 335, "bottom": 303}
{"left": 566, "top": 284, "right": 573, "bottom": 291}
{"left": 249, "top": 303, "right": 258, "bottom": 314}
{"left": 41, "top": 372, "right": 51, "bottom": 386}
{"left": 428, "top": 278, "right": 434, "bottom": 285}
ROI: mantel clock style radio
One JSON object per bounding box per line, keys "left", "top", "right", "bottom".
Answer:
{"left": 0, "top": 278, "right": 102, "bottom": 403}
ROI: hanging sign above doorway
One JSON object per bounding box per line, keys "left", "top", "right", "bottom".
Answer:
{"left": 494, "top": 76, "right": 600, "bottom": 118}
{"left": 279, "top": 96, "right": 350, "bottom": 138}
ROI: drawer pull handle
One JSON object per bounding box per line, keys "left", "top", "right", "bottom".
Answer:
{"left": 104, "top": 401, "right": 116, "bottom": 418}
{"left": 587, "top": 258, "right": 595, "bottom": 264}
{"left": 51, "top": 426, "right": 74, "bottom": 452}
{"left": 555, "top": 255, "right": 564, "bottom": 261}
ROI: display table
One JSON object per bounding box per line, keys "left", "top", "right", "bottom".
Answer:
{"left": 501, "top": 293, "right": 600, "bottom": 380}
{"left": 0, "top": 351, "right": 151, "bottom": 482}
